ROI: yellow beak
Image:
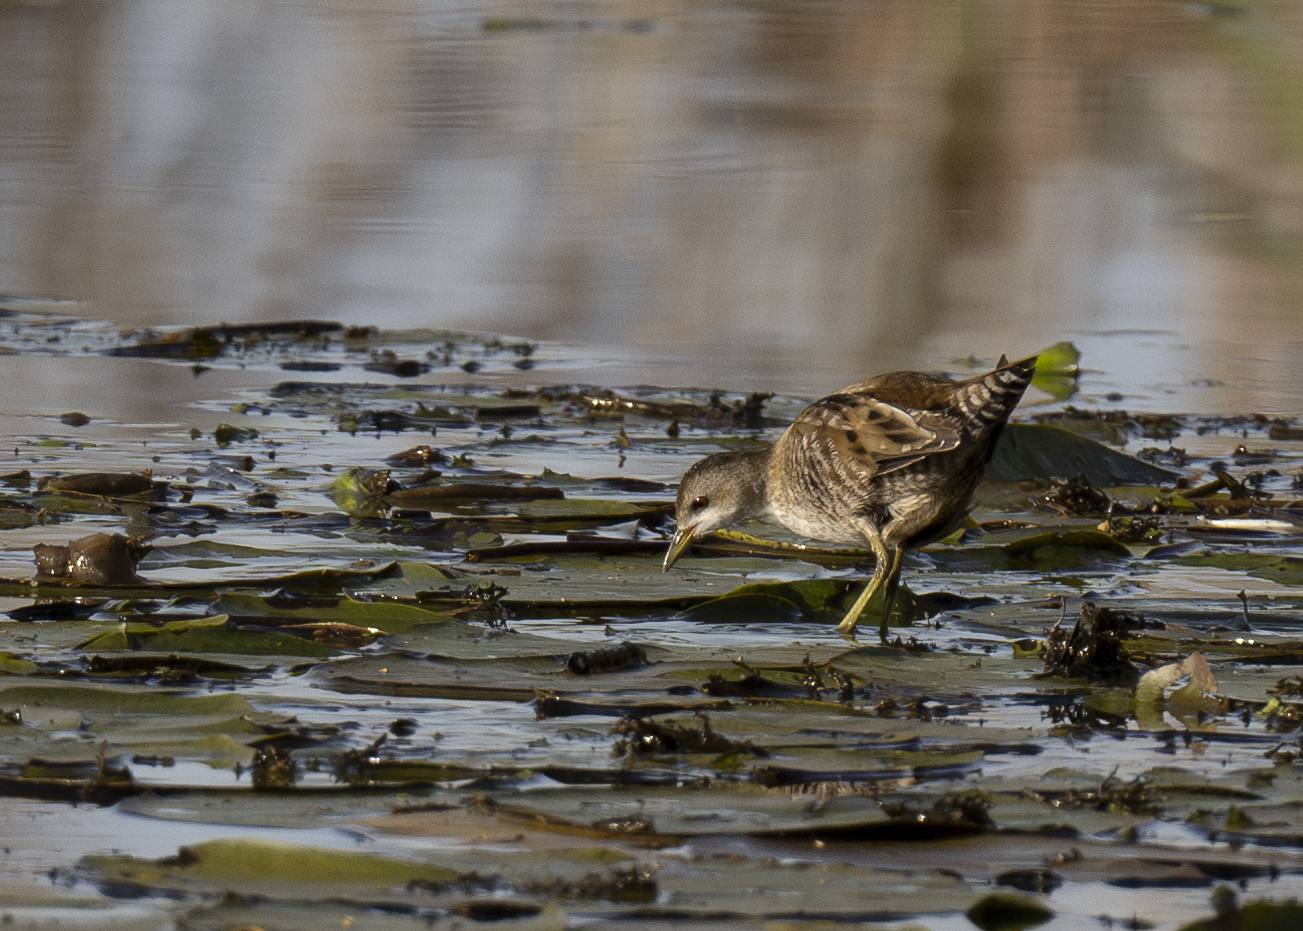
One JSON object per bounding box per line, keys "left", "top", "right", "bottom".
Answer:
{"left": 662, "top": 524, "right": 696, "bottom": 571}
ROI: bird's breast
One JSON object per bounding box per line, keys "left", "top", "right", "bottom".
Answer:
{"left": 768, "top": 500, "right": 868, "bottom": 545}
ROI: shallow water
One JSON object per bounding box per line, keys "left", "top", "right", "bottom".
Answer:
{"left": 0, "top": 313, "right": 1300, "bottom": 929}
{"left": 5, "top": 2, "right": 1303, "bottom": 928}
{"left": 4, "top": 2, "right": 1303, "bottom": 401}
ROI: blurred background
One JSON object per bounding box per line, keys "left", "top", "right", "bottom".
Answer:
{"left": 2, "top": 0, "right": 1302, "bottom": 405}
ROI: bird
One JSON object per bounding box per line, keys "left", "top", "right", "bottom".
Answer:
{"left": 662, "top": 354, "right": 1039, "bottom": 640}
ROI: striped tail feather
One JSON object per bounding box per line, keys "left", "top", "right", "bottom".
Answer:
{"left": 956, "top": 354, "right": 1038, "bottom": 424}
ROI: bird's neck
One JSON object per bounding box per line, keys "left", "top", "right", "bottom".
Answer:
{"left": 718, "top": 446, "right": 774, "bottom": 521}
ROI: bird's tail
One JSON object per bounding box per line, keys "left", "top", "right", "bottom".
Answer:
{"left": 956, "top": 354, "right": 1038, "bottom": 425}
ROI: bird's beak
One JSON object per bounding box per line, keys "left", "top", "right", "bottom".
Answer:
{"left": 662, "top": 523, "right": 696, "bottom": 572}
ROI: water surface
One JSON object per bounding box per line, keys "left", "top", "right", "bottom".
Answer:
{"left": 5, "top": 3, "right": 1303, "bottom": 929}
{"left": 3, "top": 1, "right": 1303, "bottom": 401}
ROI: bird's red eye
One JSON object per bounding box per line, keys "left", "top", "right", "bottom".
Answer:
{"left": 692, "top": 495, "right": 709, "bottom": 511}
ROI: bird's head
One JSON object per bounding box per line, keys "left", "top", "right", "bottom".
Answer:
{"left": 663, "top": 449, "right": 769, "bottom": 571}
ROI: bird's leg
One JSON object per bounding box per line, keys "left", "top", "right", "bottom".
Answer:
{"left": 876, "top": 547, "right": 906, "bottom": 644}
{"left": 836, "top": 534, "right": 895, "bottom": 635}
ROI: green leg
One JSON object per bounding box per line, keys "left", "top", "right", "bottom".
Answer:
{"left": 836, "top": 536, "right": 900, "bottom": 635}
{"left": 876, "top": 548, "right": 905, "bottom": 643}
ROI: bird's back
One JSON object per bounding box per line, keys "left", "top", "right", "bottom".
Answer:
{"left": 768, "top": 356, "right": 1037, "bottom": 548}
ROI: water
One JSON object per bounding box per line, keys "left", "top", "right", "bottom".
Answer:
{"left": 5, "top": 3, "right": 1303, "bottom": 929}
{"left": 2, "top": 1, "right": 1303, "bottom": 403}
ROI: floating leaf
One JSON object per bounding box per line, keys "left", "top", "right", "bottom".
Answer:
{"left": 0, "top": 652, "right": 38, "bottom": 674}
{"left": 1177, "top": 897, "right": 1303, "bottom": 931}
{"left": 966, "top": 892, "right": 1055, "bottom": 931}
{"left": 75, "top": 615, "right": 339, "bottom": 658}
{"left": 988, "top": 424, "right": 1181, "bottom": 485}
{"left": 1005, "top": 529, "right": 1131, "bottom": 556}
{"left": 389, "top": 482, "right": 565, "bottom": 507}
{"left": 0, "top": 682, "right": 256, "bottom": 717}
{"left": 34, "top": 532, "right": 149, "bottom": 585}
{"left": 216, "top": 592, "right": 451, "bottom": 633}
{"left": 1135, "top": 651, "right": 1221, "bottom": 730}
{"left": 679, "top": 578, "right": 922, "bottom": 626}
{"left": 37, "top": 471, "right": 154, "bottom": 497}
{"left": 325, "top": 467, "right": 393, "bottom": 518}
{"left": 213, "top": 422, "right": 259, "bottom": 447}
{"left": 689, "top": 528, "right": 868, "bottom": 567}
{"left": 1028, "top": 340, "right": 1080, "bottom": 403}
{"left": 82, "top": 838, "right": 459, "bottom": 891}
{"left": 1002, "top": 528, "right": 1132, "bottom": 570}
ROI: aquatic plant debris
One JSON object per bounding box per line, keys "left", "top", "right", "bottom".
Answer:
{"left": 33, "top": 531, "right": 150, "bottom": 585}
{"left": 2, "top": 308, "right": 1303, "bottom": 928}
{"left": 1037, "top": 600, "right": 1143, "bottom": 682}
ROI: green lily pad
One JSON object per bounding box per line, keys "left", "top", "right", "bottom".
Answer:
{"left": 82, "top": 838, "right": 459, "bottom": 892}
{"left": 74, "top": 615, "right": 339, "bottom": 658}
{"left": 967, "top": 892, "right": 1054, "bottom": 931}
{"left": 0, "top": 651, "right": 39, "bottom": 674}
{"left": 1029, "top": 340, "right": 1080, "bottom": 403}
{"left": 0, "top": 682, "right": 256, "bottom": 717}
{"left": 679, "top": 578, "right": 922, "bottom": 626}
{"left": 216, "top": 592, "right": 451, "bottom": 633}
{"left": 988, "top": 424, "right": 1181, "bottom": 485}
{"left": 1178, "top": 898, "right": 1303, "bottom": 931}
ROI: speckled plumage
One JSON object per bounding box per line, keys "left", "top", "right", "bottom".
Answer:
{"left": 664, "top": 355, "right": 1038, "bottom": 639}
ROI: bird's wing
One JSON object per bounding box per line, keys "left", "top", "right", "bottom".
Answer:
{"left": 787, "top": 393, "right": 960, "bottom": 477}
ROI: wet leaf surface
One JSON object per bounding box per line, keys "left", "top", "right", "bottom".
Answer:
{"left": 3, "top": 309, "right": 1303, "bottom": 928}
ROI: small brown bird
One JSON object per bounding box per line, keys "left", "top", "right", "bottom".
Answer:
{"left": 663, "top": 355, "right": 1038, "bottom": 639}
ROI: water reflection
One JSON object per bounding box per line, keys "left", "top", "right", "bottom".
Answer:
{"left": 2, "top": 0, "right": 1302, "bottom": 402}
